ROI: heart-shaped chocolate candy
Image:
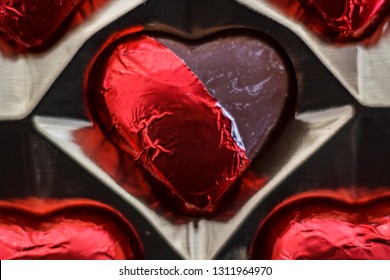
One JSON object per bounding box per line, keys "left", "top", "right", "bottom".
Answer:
{"left": 0, "top": 0, "right": 83, "bottom": 52}
{"left": 251, "top": 190, "right": 390, "bottom": 259}
{"left": 86, "top": 29, "right": 296, "bottom": 216}
{"left": 0, "top": 198, "right": 143, "bottom": 260}
{"left": 269, "top": 0, "right": 390, "bottom": 42}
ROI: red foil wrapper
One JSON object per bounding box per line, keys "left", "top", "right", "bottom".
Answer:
{"left": 0, "top": 0, "right": 108, "bottom": 54}
{"left": 0, "top": 0, "right": 83, "bottom": 52}
{"left": 270, "top": 0, "right": 390, "bottom": 42}
{"left": 251, "top": 189, "right": 390, "bottom": 260}
{"left": 0, "top": 198, "right": 143, "bottom": 260}
{"left": 86, "top": 33, "right": 250, "bottom": 216}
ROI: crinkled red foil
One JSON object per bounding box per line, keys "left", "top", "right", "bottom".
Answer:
{"left": 272, "top": 215, "right": 390, "bottom": 259}
{"left": 0, "top": 0, "right": 107, "bottom": 54}
{"left": 269, "top": 0, "right": 390, "bottom": 42}
{"left": 251, "top": 189, "right": 390, "bottom": 259}
{"left": 0, "top": 0, "right": 83, "bottom": 52}
{"left": 0, "top": 198, "right": 143, "bottom": 260}
{"left": 87, "top": 34, "right": 250, "bottom": 216}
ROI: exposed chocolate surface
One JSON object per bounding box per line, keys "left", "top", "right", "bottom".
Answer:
{"left": 155, "top": 30, "right": 296, "bottom": 159}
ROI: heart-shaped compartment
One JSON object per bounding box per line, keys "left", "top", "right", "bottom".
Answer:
{"left": 251, "top": 189, "right": 390, "bottom": 260}
{"left": 269, "top": 0, "right": 390, "bottom": 42}
{"left": 86, "top": 28, "right": 296, "bottom": 216}
{"left": 0, "top": 198, "right": 143, "bottom": 260}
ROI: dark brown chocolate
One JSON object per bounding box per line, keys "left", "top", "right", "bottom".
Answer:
{"left": 155, "top": 30, "right": 296, "bottom": 159}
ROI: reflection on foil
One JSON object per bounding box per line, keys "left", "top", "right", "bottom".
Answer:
{"left": 251, "top": 187, "right": 390, "bottom": 260}
{"left": 218, "top": 104, "right": 246, "bottom": 151}
{"left": 33, "top": 105, "right": 353, "bottom": 259}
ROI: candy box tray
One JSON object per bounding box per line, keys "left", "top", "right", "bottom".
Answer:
{"left": 1, "top": 0, "right": 390, "bottom": 259}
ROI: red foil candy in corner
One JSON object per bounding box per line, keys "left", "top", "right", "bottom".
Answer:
{"left": 271, "top": 0, "right": 390, "bottom": 42}
{"left": 0, "top": 0, "right": 84, "bottom": 53}
{"left": 251, "top": 189, "right": 390, "bottom": 260}
{"left": 87, "top": 34, "right": 250, "bottom": 216}
{"left": 0, "top": 198, "right": 143, "bottom": 260}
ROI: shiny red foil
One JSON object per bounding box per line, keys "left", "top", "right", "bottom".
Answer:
{"left": 73, "top": 123, "right": 268, "bottom": 223}
{"left": 251, "top": 189, "right": 390, "bottom": 259}
{"left": 270, "top": 0, "right": 390, "bottom": 42}
{"left": 0, "top": 0, "right": 83, "bottom": 52}
{"left": 0, "top": 0, "right": 108, "bottom": 54}
{"left": 0, "top": 198, "right": 143, "bottom": 260}
{"left": 87, "top": 34, "right": 250, "bottom": 216}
